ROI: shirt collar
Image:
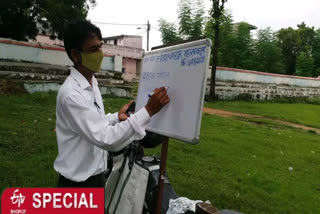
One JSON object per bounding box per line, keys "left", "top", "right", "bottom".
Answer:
{"left": 70, "top": 67, "right": 98, "bottom": 89}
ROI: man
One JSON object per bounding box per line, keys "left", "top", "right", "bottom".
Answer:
{"left": 54, "top": 20, "right": 170, "bottom": 187}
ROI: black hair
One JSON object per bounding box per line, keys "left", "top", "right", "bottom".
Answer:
{"left": 63, "top": 19, "right": 102, "bottom": 62}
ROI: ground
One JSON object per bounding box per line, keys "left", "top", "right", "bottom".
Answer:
{"left": 203, "top": 107, "right": 320, "bottom": 134}
{"left": 0, "top": 92, "right": 319, "bottom": 214}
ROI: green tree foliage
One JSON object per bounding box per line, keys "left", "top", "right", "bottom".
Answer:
{"left": 158, "top": 18, "right": 182, "bottom": 45}
{"left": 190, "top": 0, "right": 205, "bottom": 39}
{"left": 205, "top": 9, "right": 234, "bottom": 67}
{"left": 232, "top": 22, "right": 254, "bottom": 69}
{"left": 277, "top": 27, "right": 298, "bottom": 75}
{"left": 208, "top": 0, "right": 227, "bottom": 100}
{"left": 295, "top": 23, "right": 316, "bottom": 77}
{"left": 205, "top": 12, "right": 320, "bottom": 78}
{"left": 253, "top": 28, "right": 285, "bottom": 74}
{"left": 0, "top": 0, "right": 96, "bottom": 41}
{"left": 296, "top": 22, "right": 315, "bottom": 53}
{"left": 158, "top": 0, "right": 205, "bottom": 45}
{"left": 205, "top": 19, "right": 255, "bottom": 70}
{"left": 296, "top": 51, "right": 314, "bottom": 77}
{"left": 277, "top": 23, "right": 318, "bottom": 76}
{"left": 178, "top": 0, "right": 194, "bottom": 38}
{"left": 311, "top": 29, "right": 320, "bottom": 77}
{"left": 161, "top": 3, "right": 320, "bottom": 78}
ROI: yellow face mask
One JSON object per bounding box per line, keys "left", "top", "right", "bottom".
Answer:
{"left": 80, "top": 51, "right": 104, "bottom": 73}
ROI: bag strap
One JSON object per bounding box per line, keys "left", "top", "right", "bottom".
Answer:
{"left": 106, "top": 156, "right": 127, "bottom": 214}
{"left": 113, "top": 164, "right": 133, "bottom": 213}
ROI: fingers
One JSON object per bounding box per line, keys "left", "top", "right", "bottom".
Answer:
{"left": 155, "top": 87, "right": 169, "bottom": 106}
{"left": 124, "top": 100, "right": 134, "bottom": 110}
{"left": 127, "top": 100, "right": 134, "bottom": 106}
{"left": 145, "top": 87, "right": 170, "bottom": 117}
{"left": 119, "top": 113, "right": 128, "bottom": 121}
{"left": 160, "top": 94, "right": 170, "bottom": 105}
{"left": 154, "top": 87, "right": 168, "bottom": 99}
{"left": 153, "top": 87, "right": 166, "bottom": 96}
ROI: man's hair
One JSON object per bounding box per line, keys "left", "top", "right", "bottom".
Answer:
{"left": 63, "top": 19, "right": 102, "bottom": 62}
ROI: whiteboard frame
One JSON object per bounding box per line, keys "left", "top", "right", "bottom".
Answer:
{"left": 137, "top": 38, "right": 212, "bottom": 144}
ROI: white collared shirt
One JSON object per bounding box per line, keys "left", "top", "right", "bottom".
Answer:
{"left": 54, "top": 67, "right": 150, "bottom": 182}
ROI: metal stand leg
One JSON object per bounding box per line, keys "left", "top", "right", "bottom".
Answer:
{"left": 155, "top": 137, "right": 169, "bottom": 214}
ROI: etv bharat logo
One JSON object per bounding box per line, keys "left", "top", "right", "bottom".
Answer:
{"left": 10, "top": 189, "right": 26, "bottom": 208}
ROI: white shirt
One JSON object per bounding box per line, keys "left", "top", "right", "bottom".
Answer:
{"left": 54, "top": 67, "right": 150, "bottom": 182}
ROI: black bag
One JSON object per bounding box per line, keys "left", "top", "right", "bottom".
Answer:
{"left": 140, "top": 131, "right": 166, "bottom": 148}
{"left": 139, "top": 156, "right": 178, "bottom": 214}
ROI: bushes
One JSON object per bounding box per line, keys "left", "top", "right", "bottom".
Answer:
{"left": 0, "top": 80, "right": 28, "bottom": 96}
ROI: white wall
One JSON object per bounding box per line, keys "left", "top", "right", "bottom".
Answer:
{"left": 102, "top": 44, "right": 143, "bottom": 59}
{"left": 207, "top": 67, "right": 320, "bottom": 100}
{"left": 207, "top": 67, "right": 320, "bottom": 87}
{"left": 0, "top": 38, "right": 117, "bottom": 71}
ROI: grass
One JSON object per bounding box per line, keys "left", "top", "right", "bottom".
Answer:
{"left": 145, "top": 114, "right": 320, "bottom": 214}
{"left": 1, "top": 92, "right": 319, "bottom": 213}
{"left": 0, "top": 92, "right": 130, "bottom": 190}
{"left": 205, "top": 101, "right": 320, "bottom": 129}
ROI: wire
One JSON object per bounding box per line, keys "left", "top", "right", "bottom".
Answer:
{"left": 93, "top": 21, "right": 147, "bottom": 26}
{"left": 151, "top": 26, "right": 160, "bottom": 32}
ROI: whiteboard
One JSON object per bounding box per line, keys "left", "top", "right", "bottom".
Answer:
{"left": 135, "top": 39, "right": 212, "bottom": 144}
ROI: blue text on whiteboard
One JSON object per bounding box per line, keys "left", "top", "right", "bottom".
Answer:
{"left": 142, "top": 71, "right": 170, "bottom": 81}
{"left": 144, "top": 46, "right": 206, "bottom": 67}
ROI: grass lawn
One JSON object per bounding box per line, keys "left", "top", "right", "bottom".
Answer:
{"left": 1, "top": 92, "right": 319, "bottom": 214}
{"left": 205, "top": 101, "right": 320, "bottom": 129}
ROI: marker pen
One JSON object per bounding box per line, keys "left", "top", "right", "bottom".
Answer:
{"left": 148, "top": 87, "right": 169, "bottom": 97}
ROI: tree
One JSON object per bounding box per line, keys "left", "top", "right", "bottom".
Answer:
{"left": 158, "top": 0, "right": 205, "bottom": 45}
{"left": 277, "top": 27, "right": 298, "bottom": 75}
{"left": 190, "top": 0, "right": 205, "bottom": 39}
{"left": 253, "top": 28, "right": 285, "bottom": 74}
{"left": 158, "top": 18, "right": 182, "bottom": 45}
{"left": 312, "top": 29, "right": 320, "bottom": 77}
{"left": 209, "top": 0, "right": 227, "bottom": 100}
{"left": 296, "top": 51, "right": 314, "bottom": 77}
{"left": 204, "top": 9, "right": 234, "bottom": 67}
{"left": 0, "top": 0, "right": 96, "bottom": 41}
{"left": 296, "top": 22, "right": 315, "bottom": 54}
{"left": 277, "top": 23, "right": 316, "bottom": 76}
{"left": 178, "top": 0, "right": 194, "bottom": 38}
{"left": 232, "top": 22, "right": 254, "bottom": 69}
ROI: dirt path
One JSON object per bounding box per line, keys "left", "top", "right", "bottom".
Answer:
{"left": 203, "top": 107, "right": 320, "bottom": 134}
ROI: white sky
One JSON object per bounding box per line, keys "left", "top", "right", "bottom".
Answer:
{"left": 87, "top": 0, "right": 320, "bottom": 50}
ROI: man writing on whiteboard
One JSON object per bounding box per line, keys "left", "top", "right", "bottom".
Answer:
{"left": 54, "top": 19, "right": 170, "bottom": 187}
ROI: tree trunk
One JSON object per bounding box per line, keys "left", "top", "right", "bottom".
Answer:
{"left": 209, "top": 20, "right": 220, "bottom": 100}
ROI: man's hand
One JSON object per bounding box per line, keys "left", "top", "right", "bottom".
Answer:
{"left": 118, "top": 100, "right": 134, "bottom": 121}
{"left": 145, "top": 87, "right": 170, "bottom": 117}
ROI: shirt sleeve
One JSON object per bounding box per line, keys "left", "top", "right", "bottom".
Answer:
{"left": 61, "top": 94, "right": 150, "bottom": 152}
{"left": 105, "top": 112, "right": 119, "bottom": 125}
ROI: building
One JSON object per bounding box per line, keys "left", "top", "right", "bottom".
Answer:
{"left": 29, "top": 23, "right": 64, "bottom": 47}
{"left": 30, "top": 33, "right": 143, "bottom": 82}
{"left": 102, "top": 35, "right": 144, "bottom": 82}
{"left": 232, "top": 22, "right": 257, "bottom": 31}
{"left": 103, "top": 35, "right": 142, "bottom": 48}
{"left": 32, "top": 34, "right": 64, "bottom": 47}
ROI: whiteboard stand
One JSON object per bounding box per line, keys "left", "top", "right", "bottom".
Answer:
{"left": 155, "top": 136, "right": 169, "bottom": 214}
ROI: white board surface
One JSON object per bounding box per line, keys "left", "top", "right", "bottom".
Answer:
{"left": 135, "top": 39, "right": 212, "bottom": 144}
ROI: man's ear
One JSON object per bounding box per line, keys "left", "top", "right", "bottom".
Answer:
{"left": 71, "top": 49, "right": 81, "bottom": 64}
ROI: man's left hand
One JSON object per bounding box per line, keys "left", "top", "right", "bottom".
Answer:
{"left": 118, "top": 100, "right": 134, "bottom": 121}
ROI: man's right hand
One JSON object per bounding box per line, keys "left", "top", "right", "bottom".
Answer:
{"left": 145, "top": 87, "right": 170, "bottom": 117}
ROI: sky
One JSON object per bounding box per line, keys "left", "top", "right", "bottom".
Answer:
{"left": 87, "top": 0, "right": 320, "bottom": 50}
